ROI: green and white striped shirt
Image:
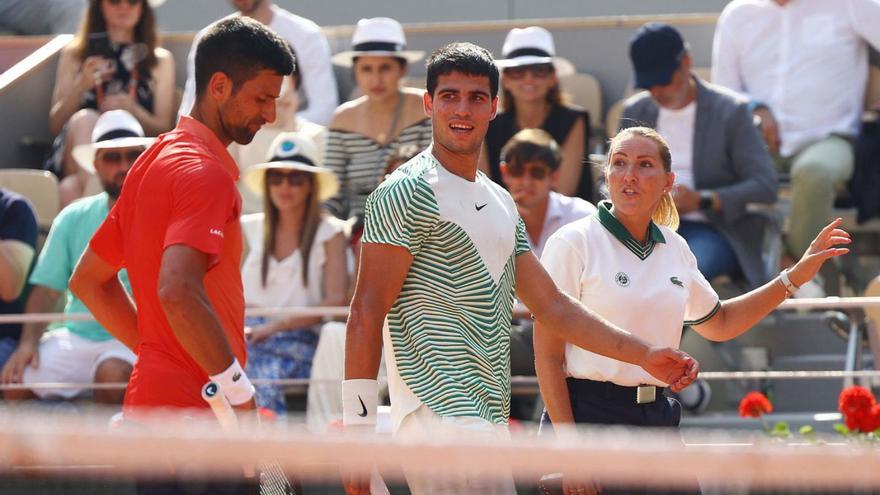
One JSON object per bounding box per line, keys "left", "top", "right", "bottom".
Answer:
{"left": 362, "top": 149, "right": 530, "bottom": 428}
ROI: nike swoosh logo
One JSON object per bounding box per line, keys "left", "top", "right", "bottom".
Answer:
{"left": 475, "top": 203, "right": 487, "bottom": 211}
{"left": 357, "top": 395, "right": 368, "bottom": 417}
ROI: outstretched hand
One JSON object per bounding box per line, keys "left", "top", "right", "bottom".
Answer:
{"left": 642, "top": 347, "right": 699, "bottom": 393}
{"left": 788, "top": 218, "right": 851, "bottom": 288}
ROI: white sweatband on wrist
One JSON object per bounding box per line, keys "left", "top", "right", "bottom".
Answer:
{"left": 779, "top": 269, "right": 800, "bottom": 296}
{"left": 209, "top": 359, "right": 255, "bottom": 406}
{"left": 342, "top": 379, "right": 378, "bottom": 426}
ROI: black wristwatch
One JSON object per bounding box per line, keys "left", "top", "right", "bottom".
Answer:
{"left": 698, "top": 191, "right": 715, "bottom": 211}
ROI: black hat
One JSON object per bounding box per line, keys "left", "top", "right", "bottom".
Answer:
{"left": 629, "top": 23, "right": 687, "bottom": 89}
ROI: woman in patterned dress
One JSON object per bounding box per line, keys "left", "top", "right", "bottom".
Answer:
{"left": 48, "top": 0, "right": 175, "bottom": 206}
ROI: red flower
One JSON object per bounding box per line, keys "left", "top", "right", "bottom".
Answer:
{"left": 864, "top": 405, "right": 880, "bottom": 433}
{"left": 838, "top": 386, "right": 876, "bottom": 432}
{"left": 739, "top": 391, "right": 773, "bottom": 418}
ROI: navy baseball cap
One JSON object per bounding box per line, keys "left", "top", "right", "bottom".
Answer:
{"left": 629, "top": 23, "right": 687, "bottom": 89}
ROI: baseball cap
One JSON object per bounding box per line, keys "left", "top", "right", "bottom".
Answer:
{"left": 629, "top": 23, "right": 687, "bottom": 89}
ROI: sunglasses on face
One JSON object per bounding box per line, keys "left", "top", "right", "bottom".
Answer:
{"left": 99, "top": 149, "right": 143, "bottom": 164}
{"left": 266, "top": 170, "right": 311, "bottom": 187}
{"left": 506, "top": 163, "right": 551, "bottom": 180}
{"left": 106, "top": 0, "right": 141, "bottom": 6}
{"left": 503, "top": 63, "right": 554, "bottom": 80}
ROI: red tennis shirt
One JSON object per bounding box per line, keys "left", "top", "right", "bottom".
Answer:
{"left": 90, "top": 116, "right": 245, "bottom": 412}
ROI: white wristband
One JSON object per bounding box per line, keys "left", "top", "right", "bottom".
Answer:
{"left": 209, "top": 359, "right": 255, "bottom": 406}
{"left": 779, "top": 269, "right": 800, "bottom": 296}
{"left": 342, "top": 379, "right": 378, "bottom": 426}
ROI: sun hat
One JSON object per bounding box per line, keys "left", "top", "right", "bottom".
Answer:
{"left": 72, "top": 110, "right": 154, "bottom": 173}
{"left": 495, "top": 26, "right": 575, "bottom": 77}
{"left": 629, "top": 23, "right": 688, "bottom": 89}
{"left": 242, "top": 133, "right": 339, "bottom": 201}
{"left": 331, "top": 17, "right": 424, "bottom": 67}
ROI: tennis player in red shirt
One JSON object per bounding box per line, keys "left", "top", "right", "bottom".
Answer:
{"left": 70, "top": 17, "right": 294, "bottom": 419}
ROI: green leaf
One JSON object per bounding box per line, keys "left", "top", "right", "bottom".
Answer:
{"left": 770, "top": 421, "right": 791, "bottom": 437}
{"left": 799, "top": 425, "right": 815, "bottom": 436}
{"left": 833, "top": 423, "right": 851, "bottom": 436}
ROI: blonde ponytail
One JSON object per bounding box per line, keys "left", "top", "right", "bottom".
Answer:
{"left": 652, "top": 191, "right": 679, "bottom": 231}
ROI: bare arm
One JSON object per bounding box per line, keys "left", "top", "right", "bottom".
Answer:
{"left": 0, "top": 285, "right": 61, "bottom": 384}
{"left": 49, "top": 48, "right": 88, "bottom": 134}
{"left": 555, "top": 115, "right": 586, "bottom": 197}
{"left": 694, "top": 219, "right": 850, "bottom": 341}
{"left": 344, "top": 242, "right": 412, "bottom": 381}
{"left": 129, "top": 50, "right": 176, "bottom": 135}
{"left": 516, "top": 251, "right": 697, "bottom": 390}
{"left": 533, "top": 320, "right": 575, "bottom": 425}
{"left": 0, "top": 240, "right": 34, "bottom": 302}
{"left": 154, "top": 244, "right": 235, "bottom": 375}
{"left": 69, "top": 247, "right": 138, "bottom": 350}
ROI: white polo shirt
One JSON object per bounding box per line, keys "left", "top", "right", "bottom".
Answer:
{"left": 540, "top": 201, "right": 720, "bottom": 387}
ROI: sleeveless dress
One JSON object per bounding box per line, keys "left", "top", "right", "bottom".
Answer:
{"left": 485, "top": 104, "right": 593, "bottom": 202}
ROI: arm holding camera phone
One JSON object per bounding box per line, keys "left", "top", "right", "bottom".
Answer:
{"left": 49, "top": 48, "right": 114, "bottom": 134}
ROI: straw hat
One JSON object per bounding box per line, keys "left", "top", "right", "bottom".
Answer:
{"left": 331, "top": 17, "right": 424, "bottom": 66}
{"left": 72, "top": 110, "right": 154, "bottom": 173}
{"left": 495, "top": 26, "right": 575, "bottom": 77}
{"left": 242, "top": 133, "right": 339, "bottom": 201}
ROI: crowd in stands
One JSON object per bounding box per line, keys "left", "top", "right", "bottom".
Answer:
{"left": 1, "top": 0, "right": 879, "bottom": 425}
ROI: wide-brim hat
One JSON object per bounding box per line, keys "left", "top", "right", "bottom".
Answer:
{"left": 242, "top": 133, "right": 339, "bottom": 201}
{"left": 72, "top": 110, "right": 154, "bottom": 173}
{"left": 332, "top": 17, "right": 424, "bottom": 67}
{"left": 495, "top": 26, "right": 575, "bottom": 77}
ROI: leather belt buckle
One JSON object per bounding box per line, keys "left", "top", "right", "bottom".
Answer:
{"left": 636, "top": 385, "right": 657, "bottom": 404}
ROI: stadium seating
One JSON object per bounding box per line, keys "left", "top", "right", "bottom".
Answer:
{"left": 0, "top": 168, "right": 59, "bottom": 230}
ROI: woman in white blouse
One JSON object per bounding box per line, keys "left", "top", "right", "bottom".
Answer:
{"left": 241, "top": 133, "right": 348, "bottom": 414}
{"left": 535, "top": 127, "right": 850, "bottom": 495}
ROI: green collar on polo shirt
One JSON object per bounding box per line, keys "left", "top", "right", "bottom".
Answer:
{"left": 596, "top": 200, "right": 666, "bottom": 260}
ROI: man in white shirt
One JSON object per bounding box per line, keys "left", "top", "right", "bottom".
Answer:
{"left": 711, "top": 0, "right": 880, "bottom": 259}
{"left": 178, "top": 0, "right": 338, "bottom": 126}
{"left": 499, "top": 128, "right": 595, "bottom": 259}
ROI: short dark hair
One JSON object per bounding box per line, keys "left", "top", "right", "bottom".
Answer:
{"left": 194, "top": 17, "right": 295, "bottom": 97}
{"left": 425, "top": 42, "right": 498, "bottom": 99}
{"left": 501, "top": 128, "right": 561, "bottom": 171}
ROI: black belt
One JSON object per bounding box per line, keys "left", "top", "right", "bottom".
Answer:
{"left": 566, "top": 377, "right": 666, "bottom": 405}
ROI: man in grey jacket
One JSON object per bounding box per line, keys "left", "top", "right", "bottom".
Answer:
{"left": 620, "top": 23, "right": 778, "bottom": 290}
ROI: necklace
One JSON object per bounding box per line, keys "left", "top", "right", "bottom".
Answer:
{"left": 376, "top": 90, "right": 404, "bottom": 145}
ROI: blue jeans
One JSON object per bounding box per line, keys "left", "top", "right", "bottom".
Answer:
{"left": 677, "top": 221, "right": 740, "bottom": 282}
{"left": 0, "top": 337, "right": 18, "bottom": 370}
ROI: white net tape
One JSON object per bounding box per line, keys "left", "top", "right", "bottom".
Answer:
{"left": 0, "top": 407, "right": 878, "bottom": 490}
{"left": 0, "top": 296, "right": 878, "bottom": 324}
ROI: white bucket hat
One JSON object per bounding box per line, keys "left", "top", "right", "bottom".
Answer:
{"left": 332, "top": 17, "right": 424, "bottom": 67}
{"left": 72, "top": 110, "right": 154, "bottom": 173}
{"left": 495, "top": 26, "right": 575, "bottom": 77}
{"left": 243, "top": 133, "right": 339, "bottom": 202}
